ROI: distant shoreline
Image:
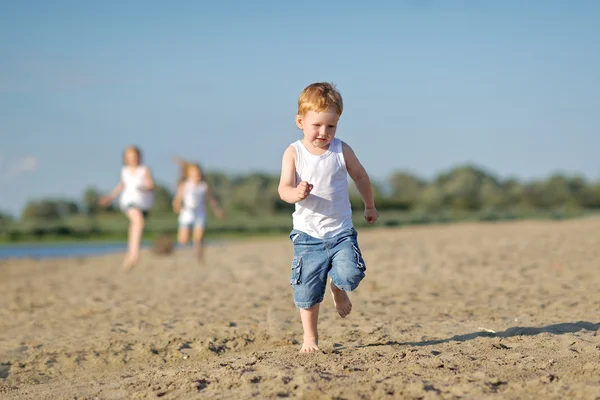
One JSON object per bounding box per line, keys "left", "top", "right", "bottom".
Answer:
{"left": 2, "top": 210, "right": 597, "bottom": 247}
{"left": 0, "top": 230, "right": 281, "bottom": 246}
{"left": 0, "top": 238, "right": 230, "bottom": 261}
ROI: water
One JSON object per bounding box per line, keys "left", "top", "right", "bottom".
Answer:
{"left": 0, "top": 242, "right": 147, "bottom": 260}
{"left": 0, "top": 240, "right": 220, "bottom": 260}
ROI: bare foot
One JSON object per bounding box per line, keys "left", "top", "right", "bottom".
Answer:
{"left": 122, "top": 255, "right": 137, "bottom": 271}
{"left": 330, "top": 280, "right": 352, "bottom": 318}
{"left": 300, "top": 336, "right": 319, "bottom": 353}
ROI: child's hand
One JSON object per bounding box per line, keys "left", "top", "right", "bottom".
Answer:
{"left": 215, "top": 208, "right": 225, "bottom": 219}
{"left": 98, "top": 196, "right": 111, "bottom": 208}
{"left": 364, "top": 207, "right": 379, "bottom": 224}
{"left": 171, "top": 155, "right": 186, "bottom": 165}
{"left": 296, "top": 181, "right": 313, "bottom": 201}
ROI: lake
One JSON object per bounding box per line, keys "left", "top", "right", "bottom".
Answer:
{"left": 0, "top": 241, "right": 223, "bottom": 260}
{"left": 0, "top": 242, "right": 152, "bottom": 260}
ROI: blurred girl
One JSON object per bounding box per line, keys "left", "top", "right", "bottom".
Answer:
{"left": 172, "top": 162, "right": 224, "bottom": 262}
{"left": 99, "top": 146, "right": 155, "bottom": 270}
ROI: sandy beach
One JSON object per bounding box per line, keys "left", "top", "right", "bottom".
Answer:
{"left": 1, "top": 217, "right": 600, "bottom": 399}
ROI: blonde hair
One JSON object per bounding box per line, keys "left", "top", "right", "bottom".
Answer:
{"left": 123, "top": 145, "right": 142, "bottom": 165}
{"left": 297, "top": 82, "right": 343, "bottom": 117}
{"left": 185, "top": 163, "right": 204, "bottom": 182}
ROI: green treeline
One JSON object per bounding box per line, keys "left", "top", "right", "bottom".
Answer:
{"left": 1, "top": 164, "right": 599, "bottom": 242}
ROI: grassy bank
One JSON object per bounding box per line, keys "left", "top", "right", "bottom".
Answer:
{"left": 0, "top": 208, "right": 595, "bottom": 245}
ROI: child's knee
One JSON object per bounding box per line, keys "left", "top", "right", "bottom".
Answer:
{"left": 331, "top": 239, "right": 367, "bottom": 291}
{"left": 193, "top": 228, "right": 205, "bottom": 242}
{"left": 331, "top": 266, "right": 365, "bottom": 292}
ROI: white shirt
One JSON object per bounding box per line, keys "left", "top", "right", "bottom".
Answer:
{"left": 291, "top": 138, "right": 353, "bottom": 238}
{"left": 182, "top": 180, "right": 208, "bottom": 214}
{"left": 120, "top": 165, "right": 154, "bottom": 210}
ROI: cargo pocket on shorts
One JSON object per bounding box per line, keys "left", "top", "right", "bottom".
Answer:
{"left": 290, "top": 256, "right": 302, "bottom": 285}
{"left": 351, "top": 244, "right": 366, "bottom": 271}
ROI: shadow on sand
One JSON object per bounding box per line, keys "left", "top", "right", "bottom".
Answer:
{"left": 357, "top": 321, "right": 600, "bottom": 349}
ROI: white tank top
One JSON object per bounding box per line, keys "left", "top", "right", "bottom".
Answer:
{"left": 182, "top": 180, "right": 207, "bottom": 213}
{"left": 291, "top": 138, "right": 353, "bottom": 239}
{"left": 120, "top": 165, "right": 154, "bottom": 210}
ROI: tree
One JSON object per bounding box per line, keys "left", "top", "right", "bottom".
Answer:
{"left": 82, "top": 187, "right": 102, "bottom": 215}
{"left": 205, "top": 171, "right": 234, "bottom": 212}
{"left": 21, "top": 198, "right": 80, "bottom": 220}
{"left": 22, "top": 200, "right": 61, "bottom": 220}
{"left": 388, "top": 171, "right": 425, "bottom": 210}
{"left": 574, "top": 180, "right": 600, "bottom": 209}
{"left": 0, "top": 211, "right": 13, "bottom": 229}
{"left": 13, "top": 166, "right": 600, "bottom": 231}
{"left": 501, "top": 179, "right": 528, "bottom": 210}
{"left": 523, "top": 180, "right": 553, "bottom": 209}
{"left": 436, "top": 165, "right": 499, "bottom": 210}
{"left": 543, "top": 175, "right": 577, "bottom": 209}
{"left": 479, "top": 180, "right": 506, "bottom": 210}
{"left": 229, "top": 173, "right": 280, "bottom": 215}
{"left": 152, "top": 183, "right": 174, "bottom": 213}
{"left": 417, "top": 185, "right": 445, "bottom": 212}
{"left": 55, "top": 199, "right": 80, "bottom": 215}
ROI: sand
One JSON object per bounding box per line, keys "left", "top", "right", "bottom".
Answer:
{"left": 1, "top": 217, "right": 600, "bottom": 399}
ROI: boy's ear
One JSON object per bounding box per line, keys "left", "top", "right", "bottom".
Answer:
{"left": 295, "top": 114, "right": 304, "bottom": 130}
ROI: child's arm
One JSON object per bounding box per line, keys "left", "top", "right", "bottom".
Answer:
{"left": 342, "top": 142, "right": 379, "bottom": 224}
{"left": 171, "top": 155, "right": 188, "bottom": 168}
{"left": 99, "top": 182, "right": 124, "bottom": 207}
{"left": 172, "top": 182, "right": 184, "bottom": 214}
{"left": 172, "top": 156, "right": 190, "bottom": 184}
{"left": 206, "top": 185, "right": 225, "bottom": 219}
{"left": 142, "top": 166, "right": 155, "bottom": 191}
{"left": 278, "top": 146, "right": 312, "bottom": 204}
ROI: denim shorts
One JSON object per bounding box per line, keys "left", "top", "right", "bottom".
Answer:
{"left": 178, "top": 208, "right": 207, "bottom": 229}
{"left": 289, "top": 227, "right": 367, "bottom": 309}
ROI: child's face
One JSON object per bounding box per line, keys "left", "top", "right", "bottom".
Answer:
{"left": 125, "top": 149, "right": 140, "bottom": 166}
{"left": 296, "top": 108, "right": 340, "bottom": 150}
{"left": 188, "top": 167, "right": 201, "bottom": 181}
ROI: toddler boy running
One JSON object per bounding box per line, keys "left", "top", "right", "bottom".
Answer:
{"left": 278, "top": 82, "right": 379, "bottom": 352}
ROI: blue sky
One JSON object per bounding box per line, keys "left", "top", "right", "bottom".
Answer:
{"left": 1, "top": 0, "right": 599, "bottom": 217}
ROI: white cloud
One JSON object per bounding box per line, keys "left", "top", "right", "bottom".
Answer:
{"left": 0, "top": 155, "right": 39, "bottom": 183}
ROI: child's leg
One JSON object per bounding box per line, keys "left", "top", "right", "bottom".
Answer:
{"left": 329, "top": 228, "right": 366, "bottom": 318}
{"left": 288, "top": 230, "right": 329, "bottom": 353}
{"left": 192, "top": 226, "right": 205, "bottom": 261}
{"left": 299, "top": 304, "right": 320, "bottom": 352}
{"left": 329, "top": 279, "right": 352, "bottom": 318}
{"left": 177, "top": 225, "right": 191, "bottom": 246}
{"left": 125, "top": 208, "right": 145, "bottom": 269}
